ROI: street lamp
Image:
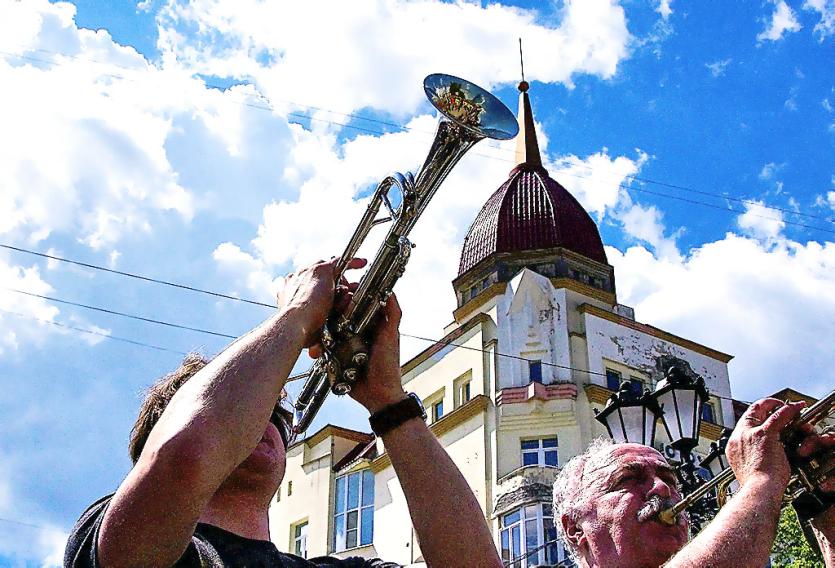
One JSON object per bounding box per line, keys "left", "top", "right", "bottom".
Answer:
{"left": 700, "top": 430, "right": 731, "bottom": 480}
{"left": 594, "top": 381, "right": 663, "bottom": 446}
{"left": 650, "top": 364, "right": 710, "bottom": 457}
{"left": 593, "top": 363, "right": 718, "bottom": 533}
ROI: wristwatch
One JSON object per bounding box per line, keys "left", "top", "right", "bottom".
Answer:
{"left": 369, "top": 393, "right": 427, "bottom": 436}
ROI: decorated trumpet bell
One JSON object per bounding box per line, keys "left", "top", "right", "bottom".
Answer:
{"left": 424, "top": 73, "right": 519, "bottom": 141}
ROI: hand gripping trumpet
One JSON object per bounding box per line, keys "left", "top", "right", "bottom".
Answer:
{"left": 292, "top": 74, "right": 518, "bottom": 434}
{"left": 658, "top": 389, "right": 835, "bottom": 526}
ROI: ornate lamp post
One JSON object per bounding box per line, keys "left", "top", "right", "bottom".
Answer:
{"left": 593, "top": 362, "right": 720, "bottom": 533}
{"left": 650, "top": 364, "right": 710, "bottom": 458}
{"left": 594, "top": 381, "right": 663, "bottom": 446}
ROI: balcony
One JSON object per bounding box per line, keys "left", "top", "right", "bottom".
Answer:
{"left": 497, "top": 382, "right": 577, "bottom": 406}
{"left": 493, "top": 465, "right": 560, "bottom": 517}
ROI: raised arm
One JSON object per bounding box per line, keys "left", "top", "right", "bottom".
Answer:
{"left": 98, "top": 259, "right": 355, "bottom": 568}
{"left": 665, "top": 399, "right": 804, "bottom": 568}
{"left": 348, "top": 296, "right": 503, "bottom": 568}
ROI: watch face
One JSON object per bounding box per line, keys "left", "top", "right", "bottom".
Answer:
{"left": 408, "top": 392, "right": 428, "bottom": 420}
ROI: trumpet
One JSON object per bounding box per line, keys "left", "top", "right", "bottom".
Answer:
{"left": 658, "top": 389, "right": 835, "bottom": 526}
{"left": 292, "top": 74, "right": 518, "bottom": 434}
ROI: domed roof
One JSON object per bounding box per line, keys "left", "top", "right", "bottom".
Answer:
{"left": 458, "top": 164, "right": 608, "bottom": 275}
{"left": 458, "top": 82, "right": 607, "bottom": 276}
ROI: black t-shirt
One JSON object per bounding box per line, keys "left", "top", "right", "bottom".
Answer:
{"left": 64, "top": 495, "right": 400, "bottom": 568}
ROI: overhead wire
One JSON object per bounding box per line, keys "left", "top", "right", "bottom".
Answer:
{"left": 3, "top": 288, "right": 237, "bottom": 340}
{"left": 0, "top": 244, "right": 275, "bottom": 308}
{"left": 0, "top": 285, "right": 754, "bottom": 406}
{"left": 0, "top": 308, "right": 187, "bottom": 355}
{"left": 1, "top": 47, "right": 833, "bottom": 229}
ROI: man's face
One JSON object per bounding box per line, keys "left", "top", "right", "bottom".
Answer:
{"left": 569, "top": 444, "right": 689, "bottom": 568}
{"left": 227, "top": 405, "right": 292, "bottom": 491}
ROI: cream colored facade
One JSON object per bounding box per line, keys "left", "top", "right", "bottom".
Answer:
{"left": 268, "top": 267, "right": 737, "bottom": 566}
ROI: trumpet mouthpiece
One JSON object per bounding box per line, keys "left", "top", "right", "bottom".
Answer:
{"left": 657, "top": 508, "right": 679, "bottom": 526}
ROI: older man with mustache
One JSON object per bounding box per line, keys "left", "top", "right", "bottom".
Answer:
{"left": 553, "top": 398, "right": 835, "bottom": 568}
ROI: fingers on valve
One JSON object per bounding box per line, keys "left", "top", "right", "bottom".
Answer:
{"left": 761, "top": 401, "right": 805, "bottom": 434}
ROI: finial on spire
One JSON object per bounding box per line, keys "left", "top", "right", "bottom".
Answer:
{"left": 514, "top": 38, "right": 541, "bottom": 168}
{"left": 518, "top": 38, "right": 529, "bottom": 92}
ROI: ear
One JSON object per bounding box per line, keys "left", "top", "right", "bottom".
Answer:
{"left": 561, "top": 514, "right": 585, "bottom": 551}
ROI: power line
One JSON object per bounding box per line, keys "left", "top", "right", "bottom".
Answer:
{"left": 0, "top": 309, "right": 186, "bottom": 355}
{"left": 2, "top": 47, "right": 832, "bottom": 228}
{"left": 0, "top": 244, "right": 274, "bottom": 308}
{"left": 0, "top": 517, "right": 63, "bottom": 532}
{"left": 4, "top": 284, "right": 753, "bottom": 406}
{"left": 2, "top": 288, "right": 237, "bottom": 340}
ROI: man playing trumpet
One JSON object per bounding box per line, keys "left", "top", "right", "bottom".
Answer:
{"left": 553, "top": 398, "right": 834, "bottom": 567}
{"left": 65, "top": 258, "right": 503, "bottom": 568}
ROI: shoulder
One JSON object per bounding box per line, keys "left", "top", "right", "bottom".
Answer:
{"left": 64, "top": 494, "right": 114, "bottom": 568}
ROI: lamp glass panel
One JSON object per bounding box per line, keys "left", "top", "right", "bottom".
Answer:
{"left": 704, "top": 456, "right": 723, "bottom": 478}
{"left": 600, "top": 410, "right": 629, "bottom": 444}
{"left": 619, "top": 405, "right": 650, "bottom": 445}
{"left": 657, "top": 389, "right": 696, "bottom": 444}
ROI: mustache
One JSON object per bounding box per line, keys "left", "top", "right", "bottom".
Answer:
{"left": 637, "top": 495, "right": 679, "bottom": 523}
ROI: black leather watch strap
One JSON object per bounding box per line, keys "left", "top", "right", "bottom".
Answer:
{"left": 369, "top": 393, "right": 426, "bottom": 436}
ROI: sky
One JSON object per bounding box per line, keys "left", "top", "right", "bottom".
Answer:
{"left": 0, "top": 0, "right": 832, "bottom": 564}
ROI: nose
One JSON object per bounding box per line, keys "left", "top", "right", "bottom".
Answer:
{"left": 646, "top": 474, "right": 675, "bottom": 500}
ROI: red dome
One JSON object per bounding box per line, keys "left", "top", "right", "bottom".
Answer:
{"left": 458, "top": 163, "right": 608, "bottom": 276}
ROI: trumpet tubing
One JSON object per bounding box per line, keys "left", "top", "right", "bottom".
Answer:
{"left": 293, "top": 75, "right": 518, "bottom": 434}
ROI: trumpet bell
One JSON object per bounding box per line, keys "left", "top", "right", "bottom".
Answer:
{"left": 424, "top": 73, "right": 519, "bottom": 141}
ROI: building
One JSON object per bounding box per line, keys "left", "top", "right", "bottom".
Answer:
{"left": 269, "top": 82, "right": 737, "bottom": 567}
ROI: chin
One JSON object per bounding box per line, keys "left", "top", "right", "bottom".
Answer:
{"left": 227, "top": 446, "right": 284, "bottom": 489}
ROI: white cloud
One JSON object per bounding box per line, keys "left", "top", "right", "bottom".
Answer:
{"left": 0, "top": 458, "right": 68, "bottom": 568}
{"left": 548, "top": 149, "right": 648, "bottom": 219}
{"left": 758, "top": 161, "right": 785, "bottom": 180}
{"left": 737, "top": 200, "right": 786, "bottom": 242}
{"left": 0, "top": 1, "right": 200, "bottom": 250}
{"left": 803, "top": 0, "right": 835, "bottom": 39}
{"left": 617, "top": 201, "right": 682, "bottom": 261}
{"left": 0, "top": 258, "right": 58, "bottom": 355}
{"left": 155, "top": 0, "right": 632, "bottom": 115}
{"left": 705, "top": 58, "right": 732, "bottom": 78}
{"left": 609, "top": 235, "right": 835, "bottom": 400}
{"left": 757, "top": 1, "right": 802, "bottom": 42}
{"left": 656, "top": 0, "right": 674, "bottom": 19}
{"left": 814, "top": 190, "right": 835, "bottom": 211}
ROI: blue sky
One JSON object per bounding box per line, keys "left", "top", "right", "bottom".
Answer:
{"left": 0, "top": 0, "right": 833, "bottom": 564}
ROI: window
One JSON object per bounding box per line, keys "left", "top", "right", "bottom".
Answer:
{"left": 481, "top": 277, "right": 490, "bottom": 290}
{"left": 454, "top": 372, "right": 473, "bottom": 409}
{"left": 529, "top": 361, "right": 543, "bottom": 384}
{"left": 470, "top": 286, "right": 478, "bottom": 299}
{"left": 521, "top": 437, "right": 558, "bottom": 467}
{"left": 627, "top": 377, "right": 644, "bottom": 397}
{"left": 293, "top": 522, "right": 308, "bottom": 558}
{"left": 702, "top": 401, "right": 716, "bottom": 423}
{"left": 500, "top": 503, "right": 568, "bottom": 568}
{"left": 333, "top": 470, "right": 374, "bottom": 551}
{"left": 432, "top": 400, "right": 444, "bottom": 422}
{"left": 606, "top": 369, "right": 622, "bottom": 391}
{"left": 460, "top": 381, "right": 471, "bottom": 404}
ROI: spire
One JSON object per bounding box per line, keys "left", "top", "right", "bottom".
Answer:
{"left": 515, "top": 41, "right": 542, "bottom": 168}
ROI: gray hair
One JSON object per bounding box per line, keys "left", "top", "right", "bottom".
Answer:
{"left": 552, "top": 438, "right": 616, "bottom": 562}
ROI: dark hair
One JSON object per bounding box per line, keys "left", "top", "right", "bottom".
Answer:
{"left": 128, "top": 353, "right": 293, "bottom": 463}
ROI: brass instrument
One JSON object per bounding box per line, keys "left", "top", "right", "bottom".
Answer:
{"left": 292, "top": 74, "right": 518, "bottom": 434}
{"left": 659, "top": 389, "right": 835, "bottom": 526}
